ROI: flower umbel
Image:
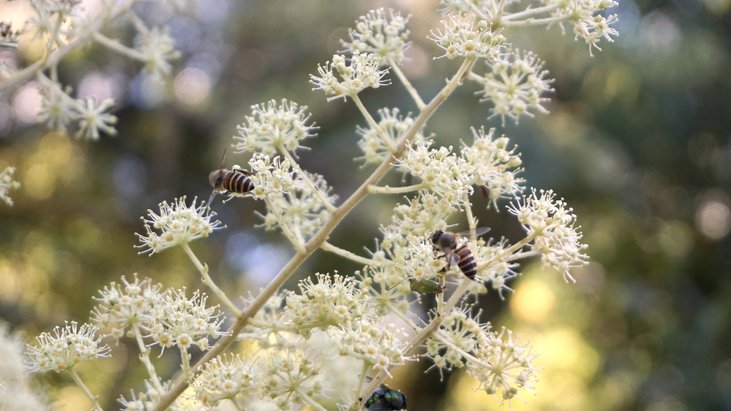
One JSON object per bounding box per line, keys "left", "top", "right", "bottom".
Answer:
{"left": 74, "top": 97, "right": 118, "bottom": 141}
{"left": 341, "top": 8, "right": 410, "bottom": 65}
{"left": 232, "top": 99, "right": 317, "bottom": 156}
{"left": 26, "top": 321, "right": 110, "bottom": 373}
{"left": 91, "top": 274, "right": 163, "bottom": 340}
{"left": 507, "top": 188, "right": 589, "bottom": 282}
{"left": 310, "top": 53, "right": 390, "bottom": 101}
{"left": 136, "top": 196, "right": 224, "bottom": 255}
{"left": 429, "top": 13, "right": 504, "bottom": 60}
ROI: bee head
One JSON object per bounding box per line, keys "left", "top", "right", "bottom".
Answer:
{"left": 430, "top": 230, "right": 444, "bottom": 245}
{"left": 208, "top": 169, "right": 225, "bottom": 189}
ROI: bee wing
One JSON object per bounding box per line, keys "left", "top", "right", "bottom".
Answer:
{"left": 454, "top": 227, "right": 491, "bottom": 238}
{"left": 231, "top": 166, "right": 253, "bottom": 176}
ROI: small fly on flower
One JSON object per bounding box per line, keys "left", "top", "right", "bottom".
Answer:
{"left": 364, "top": 384, "right": 407, "bottom": 411}
{"left": 431, "top": 227, "right": 490, "bottom": 281}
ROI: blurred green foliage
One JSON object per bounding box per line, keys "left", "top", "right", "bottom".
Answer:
{"left": 1, "top": 0, "right": 730, "bottom": 410}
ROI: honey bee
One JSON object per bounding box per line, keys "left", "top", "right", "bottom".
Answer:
{"left": 430, "top": 227, "right": 490, "bottom": 281}
{"left": 207, "top": 165, "right": 255, "bottom": 206}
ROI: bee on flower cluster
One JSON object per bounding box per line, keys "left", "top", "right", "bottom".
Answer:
{"left": 430, "top": 227, "right": 490, "bottom": 281}
{"left": 365, "top": 384, "right": 407, "bottom": 411}
{"left": 207, "top": 165, "right": 255, "bottom": 206}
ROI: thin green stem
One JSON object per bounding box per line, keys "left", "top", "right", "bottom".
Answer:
{"left": 180, "top": 346, "right": 191, "bottom": 379}
{"left": 228, "top": 398, "right": 244, "bottom": 411}
{"left": 321, "top": 241, "right": 382, "bottom": 267}
{"left": 181, "top": 243, "right": 241, "bottom": 316}
{"left": 280, "top": 149, "right": 338, "bottom": 212}
{"left": 349, "top": 362, "right": 370, "bottom": 411}
{"left": 502, "top": 14, "right": 569, "bottom": 27}
{"left": 477, "top": 232, "right": 537, "bottom": 271}
{"left": 502, "top": 4, "right": 560, "bottom": 21}
{"left": 151, "top": 56, "right": 476, "bottom": 411}
{"left": 132, "top": 325, "right": 164, "bottom": 394}
{"left": 388, "top": 59, "right": 426, "bottom": 110}
{"left": 92, "top": 32, "right": 146, "bottom": 61}
{"left": 367, "top": 183, "right": 427, "bottom": 194}
{"left": 351, "top": 93, "right": 382, "bottom": 134}
{"left": 297, "top": 390, "right": 328, "bottom": 411}
{"left": 68, "top": 369, "right": 103, "bottom": 411}
{"left": 261, "top": 197, "right": 307, "bottom": 253}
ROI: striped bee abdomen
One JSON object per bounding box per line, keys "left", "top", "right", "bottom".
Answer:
{"left": 223, "top": 170, "right": 254, "bottom": 194}
{"left": 455, "top": 245, "right": 477, "bottom": 280}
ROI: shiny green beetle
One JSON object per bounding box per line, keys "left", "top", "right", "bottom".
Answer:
{"left": 365, "top": 384, "right": 407, "bottom": 410}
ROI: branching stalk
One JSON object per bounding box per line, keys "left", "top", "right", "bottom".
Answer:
{"left": 180, "top": 243, "right": 241, "bottom": 316}
{"left": 132, "top": 325, "right": 164, "bottom": 394}
{"left": 68, "top": 369, "right": 104, "bottom": 411}
{"left": 368, "top": 183, "right": 427, "bottom": 194}
{"left": 388, "top": 59, "right": 426, "bottom": 110}
{"left": 321, "top": 241, "right": 382, "bottom": 267}
{"left": 151, "top": 56, "right": 477, "bottom": 411}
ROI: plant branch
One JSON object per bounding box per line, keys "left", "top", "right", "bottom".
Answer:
{"left": 132, "top": 325, "right": 164, "bottom": 394}
{"left": 68, "top": 368, "right": 104, "bottom": 411}
{"left": 181, "top": 243, "right": 241, "bottom": 316}
{"left": 388, "top": 59, "right": 426, "bottom": 110}
{"left": 367, "top": 183, "right": 427, "bottom": 194}
{"left": 151, "top": 56, "right": 476, "bottom": 411}
{"left": 321, "top": 241, "right": 382, "bottom": 267}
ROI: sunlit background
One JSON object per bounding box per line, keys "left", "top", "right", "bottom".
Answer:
{"left": 1, "top": 0, "right": 730, "bottom": 410}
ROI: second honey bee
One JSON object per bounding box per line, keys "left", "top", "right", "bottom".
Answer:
{"left": 207, "top": 165, "right": 255, "bottom": 206}
{"left": 430, "top": 227, "right": 489, "bottom": 281}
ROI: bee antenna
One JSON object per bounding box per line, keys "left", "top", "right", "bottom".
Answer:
{"left": 219, "top": 148, "right": 227, "bottom": 167}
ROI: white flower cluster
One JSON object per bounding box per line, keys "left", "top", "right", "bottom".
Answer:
{"left": 136, "top": 196, "right": 224, "bottom": 255}
{"left": 508, "top": 189, "right": 589, "bottom": 282}
{"left": 357, "top": 107, "right": 424, "bottom": 165}
{"left": 92, "top": 276, "right": 224, "bottom": 352}
{"left": 462, "top": 127, "right": 525, "bottom": 206}
{"left": 427, "top": 309, "right": 537, "bottom": 402}
{"left": 330, "top": 319, "right": 409, "bottom": 375}
{"left": 341, "top": 8, "right": 410, "bottom": 65}
{"left": 471, "top": 49, "right": 553, "bottom": 123}
{"left": 119, "top": 379, "right": 199, "bottom": 411}
{"left": 440, "top": 0, "right": 618, "bottom": 56}
{"left": 25, "top": 321, "right": 110, "bottom": 373}
{"left": 429, "top": 13, "right": 504, "bottom": 60}
{"left": 401, "top": 142, "right": 472, "bottom": 205}
{"left": 233, "top": 99, "right": 317, "bottom": 156}
{"left": 0, "top": 166, "right": 20, "bottom": 206}
{"left": 91, "top": 274, "right": 162, "bottom": 340}
{"left": 310, "top": 53, "right": 390, "bottom": 101}
{"left": 193, "top": 353, "right": 259, "bottom": 406}
{"left": 475, "top": 238, "right": 518, "bottom": 298}
{"left": 248, "top": 154, "right": 336, "bottom": 246}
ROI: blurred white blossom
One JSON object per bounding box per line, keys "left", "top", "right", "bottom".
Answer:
{"left": 135, "top": 27, "right": 180, "bottom": 80}
{"left": 74, "top": 97, "right": 118, "bottom": 141}
{"left": 0, "top": 323, "right": 48, "bottom": 410}
{"left": 0, "top": 166, "right": 20, "bottom": 206}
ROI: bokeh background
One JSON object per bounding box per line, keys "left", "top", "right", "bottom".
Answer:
{"left": 1, "top": 0, "right": 730, "bottom": 410}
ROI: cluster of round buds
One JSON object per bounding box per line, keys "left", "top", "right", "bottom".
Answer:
{"left": 248, "top": 154, "right": 336, "bottom": 244}
{"left": 428, "top": 13, "right": 504, "bottom": 60}
{"left": 341, "top": 8, "right": 411, "bottom": 65}
{"left": 91, "top": 274, "right": 163, "bottom": 340}
{"left": 400, "top": 142, "right": 473, "bottom": 206}
{"left": 310, "top": 53, "right": 390, "bottom": 101}
{"left": 135, "top": 196, "right": 224, "bottom": 255}
{"left": 262, "top": 351, "right": 322, "bottom": 409}
{"left": 425, "top": 307, "right": 485, "bottom": 376}
{"left": 193, "top": 354, "right": 259, "bottom": 407}
{"left": 565, "top": 0, "right": 619, "bottom": 55}
{"left": 25, "top": 321, "right": 110, "bottom": 373}
{"left": 462, "top": 127, "right": 525, "bottom": 207}
{"left": 467, "top": 327, "right": 537, "bottom": 403}
{"left": 118, "top": 379, "right": 198, "bottom": 411}
{"left": 356, "top": 107, "right": 424, "bottom": 165}
{"left": 329, "top": 319, "right": 409, "bottom": 375}
{"left": 472, "top": 49, "right": 554, "bottom": 124}
{"left": 232, "top": 99, "right": 317, "bottom": 156}
{"left": 474, "top": 238, "right": 518, "bottom": 299}
{"left": 507, "top": 188, "right": 589, "bottom": 282}
{"left": 0, "top": 166, "right": 20, "bottom": 206}
{"left": 144, "top": 288, "right": 224, "bottom": 352}
{"left": 284, "top": 273, "right": 370, "bottom": 333}
{"left": 380, "top": 191, "right": 455, "bottom": 251}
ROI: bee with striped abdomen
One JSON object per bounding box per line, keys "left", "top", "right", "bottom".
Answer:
{"left": 430, "top": 227, "right": 490, "bottom": 281}
{"left": 207, "top": 165, "right": 255, "bottom": 206}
